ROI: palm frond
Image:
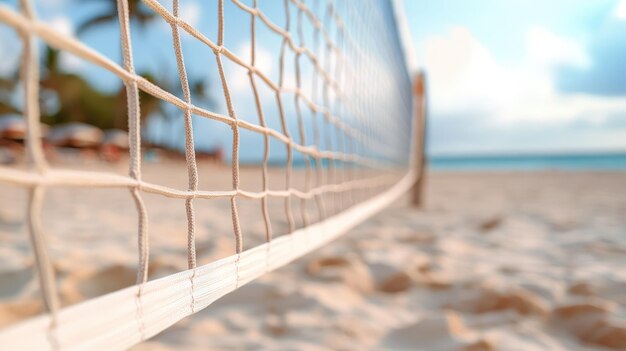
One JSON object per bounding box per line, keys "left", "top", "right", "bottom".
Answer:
{"left": 76, "top": 13, "right": 117, "bottom": 35}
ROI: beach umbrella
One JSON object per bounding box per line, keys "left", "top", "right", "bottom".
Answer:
{"left": 48, "top": 123, "right": 104, "bottom": 148}
{"left": 102, "top": 129, "right": 129, "bottom": 149}
{"left": 100, "top": 129, "right": 128, "bottom": 162}
{"left": 0, "top": 115, "right": 49, "bottom": 141}
{"left": 0, "top": 116, "right": 24, "bottom": 140}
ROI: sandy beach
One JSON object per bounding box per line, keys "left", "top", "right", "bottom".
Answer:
{"left": 1, "top": 160, "right": 625, "bottom": 350}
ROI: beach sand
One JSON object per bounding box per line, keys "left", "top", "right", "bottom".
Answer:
{"left": 1, "top": 159, "right": 626, "bottom": 350}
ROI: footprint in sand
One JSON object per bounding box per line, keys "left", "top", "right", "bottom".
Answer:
{"left": 368, "top": 262, "right": 412, "bottom": 294}
{"left": 194, "top": 236, "right": 234, "bottom": 262}
{"left": 397, "top": 232, "right": 437, "bottom": 245}
{"left": 61, "top": 260, "right": 181, "bottom": 304}
{"left": 370, "top": 259, "right": 452, "bottom": 294}
{"left": 452, "top": 285, "right": 548, "bottom": 316}
{"left": 412, "top": 259, "right": 452, "bottom": 290}
{"left": 0, "top": 267, "right": 34, "bottom": 299}
{"left": 306, "top": 255, "right": 373, "bottom": 293}
{"left": 478, "top": 216, "right": 503, "bottom": 233}
{"left": 568, "top": 282, "right": 595, "bottom": 296}
{"left": 378, "top": 272, "right": 413, "bottom": 294}
{"left": 551, "top": 302, "right": 626, "bottom": 350}
{"left": 0, "top": 299, "right": 43, "bottom": 328}
{"left": 264, "top": 314, "right": 288, "bottom": 337}
{"left": 381, "top": 311, "right": 493, "bottom": 350}
{"left": 61, "top": 265, "right": 136, "bottom": 304}
{"left": 464, "top": 339, "right": 494, "bottom": 351}
{"left": 415, "top": 271, "right": 452, "bottom": 290}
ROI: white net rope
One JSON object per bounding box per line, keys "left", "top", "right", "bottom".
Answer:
{"left": 0, "top": 0, "right": 416, "bottom": 349}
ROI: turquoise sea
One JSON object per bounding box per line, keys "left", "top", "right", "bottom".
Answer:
{"left": 428, "top": 153, "right": 626, "bottom": 171}
{"left": 244, "top": 152, "right": 626, "bottom": 171}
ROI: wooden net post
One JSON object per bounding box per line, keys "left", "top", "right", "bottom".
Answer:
{"left": 411, "top": 71, "right": 427, "bottom": 207}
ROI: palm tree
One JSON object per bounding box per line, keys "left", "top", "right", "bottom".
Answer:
{"left": 76, "top": 0, "right": 157, "bottom": 36}
{"left": 0, "top": 76, "right": 19, "bottom": 115}
{"left": 40, "top": 46, "right": 163, "bottom": 130}
{"left": 73, "top": 0, "right": 215, "bottom": 150}
{"left": 76, "top": 0, "right": 158, "bottom": 130}
{"left": 145, "top": 64, "right": 214, "bottom": 149}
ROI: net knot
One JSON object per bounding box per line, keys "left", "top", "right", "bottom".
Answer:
{"left": 124, "top": 75, "right": 139, "bottom": 84}
{"left": 213, "top": 46, "right": 224, "bottom": 55}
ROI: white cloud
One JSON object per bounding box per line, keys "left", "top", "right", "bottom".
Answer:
{"left": 229, "top": 41, "right": 274, "bottom": 94}
{"left": 423, "top": 26, "right": 623, "bottom": 127}
{"left": 180, "top": 1, "right": 201, "bottom": 27}
{"left": 0, "top": 15, "right": 85, "bottom": 76}
{"left": 46, "top": 16, "right": 85, "bottom": 73}
{"left": 0, "top": 28, "right": 21, "bottom": 76}
{"left": 615, "top": 0, "right": 626, "bottom": 19}
{"left": 527, "top": 26, "right": 589, "bottom": 69}
{"left": 59, "top": 52, "right": 85, "bottom": 73}
{"left": 48, "top": 16, "right": 74, "bottom": 38}
{"left": 157, "top": 0, "right": 201, "bottom": 32}
{"left": 424, "top": 26, "right": 548, "bottom": 119}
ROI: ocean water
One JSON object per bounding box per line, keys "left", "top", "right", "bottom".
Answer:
{"left": 429, "top": 153, "right": 626, "bottom": 171}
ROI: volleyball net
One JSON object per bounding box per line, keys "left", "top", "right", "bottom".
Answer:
{"left": 0, "top": 0, "right": 421, "bottom": 349}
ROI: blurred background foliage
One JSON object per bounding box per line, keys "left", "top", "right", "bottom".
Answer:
{"left": 0, "top": 0, "right": 214, "bottom": 149}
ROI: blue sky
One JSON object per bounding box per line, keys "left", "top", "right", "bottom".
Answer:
{"left": 404, "top": 0, "right": 626, "bottom": 154}
{"left": 1, "top": 0, "right": 626, "bottom": 157}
